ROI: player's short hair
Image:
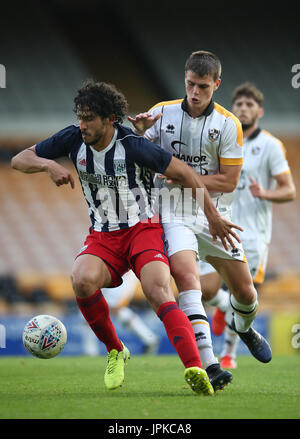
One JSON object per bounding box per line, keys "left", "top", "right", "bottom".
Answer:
{"left": 185, "top": 50, "right": 222, "bottom": 81}
{"left": 74, "top": 79, "right": 128, "bottom": 123}
{"left": 232, "top": 83, "right": 264, "bottom": 107}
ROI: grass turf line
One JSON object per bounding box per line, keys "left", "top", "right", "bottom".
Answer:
{"left": 0, "top": 355, "right": 299, "bottom": 419}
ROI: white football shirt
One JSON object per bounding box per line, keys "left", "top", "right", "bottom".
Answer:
{"left": 232, "top": 128, "right": 291, "bottom": 245}
{"left": 145, "top": 98, "right": 243, "bottom": 222}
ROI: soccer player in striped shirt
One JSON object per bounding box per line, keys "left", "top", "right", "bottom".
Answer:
{"left": 129, "top": 51, "right": 273, "bottom": 388}
{"left": 11, "top": 80, "right": 241, "bottom": 395}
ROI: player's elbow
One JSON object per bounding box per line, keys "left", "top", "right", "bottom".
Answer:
{"left": 287, "top": 185, "right": 296, "bottom": 201}
{"left": 11, "top": 153, "right": 20, "bottom": 170}
{"left": 223, "top": 178, "right": 239, "bottom": 193}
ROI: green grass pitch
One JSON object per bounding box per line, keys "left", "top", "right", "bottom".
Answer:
{"left": 0, "top": 355, "right": 299, "bottom": 419}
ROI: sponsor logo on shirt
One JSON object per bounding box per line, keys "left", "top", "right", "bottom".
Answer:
{"left": 166, "top": 124, "right": 175, "bottom": 134}
{"left": 79, "top": 170, "right": 127, "bottom": 188}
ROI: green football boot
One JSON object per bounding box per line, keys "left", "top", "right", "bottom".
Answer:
{"left": 184, "top": 367, "right": 214, "bottom": 396}
{"left": 104, "top": 342, "right": 130, "bottom": 390}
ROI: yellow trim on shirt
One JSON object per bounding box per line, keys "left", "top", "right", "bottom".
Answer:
{"left": 214, "top": 102, "right": 243, "bottom": 147}
{"left": 220, "top": 157, "right": 243, "bottom": 165}
{"left": 149, "top": 99, "right": 184, "bottom": 111}
{"left": 261, "top": 129, "right": 287, "bottom": 158}
{"left": 274, "top": 169, "right": 291, "bottom": 176}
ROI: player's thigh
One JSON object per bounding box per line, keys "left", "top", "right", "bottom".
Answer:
{"left": 71, "top": 254, "right": 112, "bottom": 296}
{"left": 139, "top": 260, "right": 174, "bottom": 312}
{"left": 206, "top": 255, "right": 255, "bottom": 304}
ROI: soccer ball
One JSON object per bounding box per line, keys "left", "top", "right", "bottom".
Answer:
{"left": 22, "top": 315, "right": 67, "bottom": 359}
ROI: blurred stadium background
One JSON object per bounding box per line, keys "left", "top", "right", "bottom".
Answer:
{"left": 0, "top": 0, "right": 299, "bottom": 357}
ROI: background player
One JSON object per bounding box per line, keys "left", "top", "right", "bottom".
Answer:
{"left": 11, "top": 80, "right": 241, "bottom": 395}
{"left": 128, "top": 51, "right": 272, "bottom": 382}
{"left": 202, "top": 83, "right": 296, "bottom": 368}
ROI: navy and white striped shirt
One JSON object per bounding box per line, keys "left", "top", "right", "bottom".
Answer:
{"left": 36, "top": 124, "right": 172, "bottom": 231}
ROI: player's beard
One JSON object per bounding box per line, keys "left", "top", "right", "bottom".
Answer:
{"left": 241, "top": 119, "right": 257, "bottom": 131}
{"left": 240, "top": 112, "right": 259, "bottom": 131}
{"left": 82, "top": 129, "right": 104, "bottom": 146}
{"left": 85, "top": 135, "right": 102, "bottom": 146}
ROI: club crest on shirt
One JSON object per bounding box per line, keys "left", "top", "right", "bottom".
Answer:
{"left": 251, "top": 146, "right": 261, "bottom": 155}
{"left": 113, "top": 159, "right": 126, "bottom": 173}
{"left": 208, "top": 128, "right": 220, "bottom": 141}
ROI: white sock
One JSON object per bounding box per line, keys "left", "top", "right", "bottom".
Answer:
{"left": 220, "top": 325, "right": 239, "bottom": 359}
{"left": 117, "top": 307, "right": 158, "bottom": 347}
{"left": 204, "top": 288, "right": 230, "bottom": 312}
{"left": 230, "top": 292, "right": 258, "bottom": 333}
{"left": 179, "top": 290, "right": 218, "bottom": 369}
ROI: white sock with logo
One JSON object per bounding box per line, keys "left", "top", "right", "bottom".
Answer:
{"left": 230, "top": 292, "right": 258, "bottom": 333}
{"left": 204, "top": 288, "right": 230, "bottom": 312}
{"left": 178, "top": 290, "right": 218, "bottom": 369}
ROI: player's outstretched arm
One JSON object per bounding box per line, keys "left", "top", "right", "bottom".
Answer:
{"left": 11, "top": 146, "right": 75, "bottom": 188}
{"left": 163, "top": 156, "right": 243, "bottom": 250}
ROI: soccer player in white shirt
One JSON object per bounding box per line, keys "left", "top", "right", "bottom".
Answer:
{"left": 202, "top": 83, "right": 296, "bottom": 368}
{"left": 129, "top": 51, "right": 273, "bottom": 389}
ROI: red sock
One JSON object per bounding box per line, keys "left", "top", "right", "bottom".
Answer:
{"left": 157, "top": 301, "right": 202, "bottom": 368}
{"left": 76, "top": 289, "right": 122, "bottom": 352}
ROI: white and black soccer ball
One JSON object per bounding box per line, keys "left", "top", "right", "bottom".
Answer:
{"left": 22, "top": 315, "right": 67, "bottom": 359}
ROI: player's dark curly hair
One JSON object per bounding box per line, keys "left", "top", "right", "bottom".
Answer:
{"left": 74, "top": 79, "right": 128, "bottom": 124}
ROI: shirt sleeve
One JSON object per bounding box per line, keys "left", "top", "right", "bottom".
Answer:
{"left": 128, "top": 134, "right": 172, "bottom": 174}
{"left": 219, "top": 116, "right": 244, "bottom": 166}
{"left": 268, "top": 137, "right": 290, "bottom": 176}
{"left": 35, "top": 125, "right": 81, "bottom": 159}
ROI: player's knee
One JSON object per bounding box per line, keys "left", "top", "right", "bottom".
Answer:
{"left": 233, "top": 283, "right": 257, "bottom": 305}
{"left": 144, "top": 280, "right": 173, "bottom": 311}
{"left": 171, "top": 266, "right": 199, "bottom": 291}
{"left": 71, "top": 270, "right": 101, "bottom": 298}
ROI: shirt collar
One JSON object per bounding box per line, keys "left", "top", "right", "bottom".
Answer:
{"left": 246, "top": 128, "right": 261, "bottom": 141}
{"left": 181, "top": 97, "right": 214, "bottom": 117}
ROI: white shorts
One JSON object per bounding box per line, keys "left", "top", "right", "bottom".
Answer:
{"left": 101, "top": 270, "right": 139, "bottom": 308}
{"left": 196, "top": 239, "right": 269, "bottom": 283}
{"left": 242, "top": 239, "right": 269, "bottom": 284}
{"left": 163, "top": 220, "right": 245, "bottom": 263}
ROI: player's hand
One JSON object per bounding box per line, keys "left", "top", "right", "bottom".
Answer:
{"left": 128, "top": 112, "right": 162, "bottom": 135}
{"left": 249, "top": 177, "right": 266, "bottom": 199}
{"left": 208, "top": 215, "right": 244, "bottom": 251}
{"left": 46, "top": 161, "right": 75, "bottom": 189}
